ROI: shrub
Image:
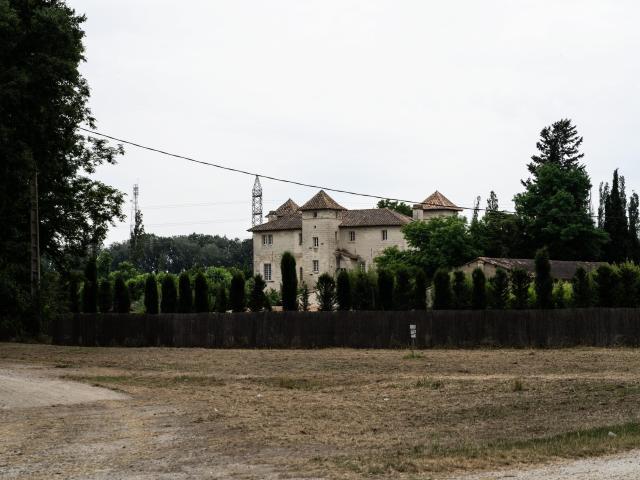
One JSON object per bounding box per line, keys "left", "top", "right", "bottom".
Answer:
{"left": 489, "top": 268, "right": 509, "bottom": 309}
{"left": 553, "top": 281, "right": 571, "bottom": 308}
{"left": 432, "top": 269, "right": 452, "bottom": 310}
{"left": 160, "top": 274, "right": 177, "bottom": 313}
{"left": 98, "top": 279, "right": 112, "bottom": 313}
{"left": 353, "top": 271, "right": 375, "bottom": 310}
{"left": 534, "top": 247, "right": 553, "bottom": 309}
{"left": 595, "top": 264, "right": 619, "bottom": 307}
{"left": 113, "top": 274, "right": 130, "bottom": 313}
{"left": 377, "top": 269, "right": 394, "bottom": 310}
{"left": 413, "top": 270, "right": 427, "bottom": 310}
{"left": 280, "top": 252, "right": 298, "bottom": 311}
{"left": 214, "top": 284, "right": 228, "bottom": 313}
{"left": 452, "top": 271, "right": 470, "bottom": 309}
{"left": 299, "top": 282, "right": 310, "bottom": 312}
{"left": 336, "top": 270, "right": 352, "bottom": 311}
{"left": 618, "top": 262, "right": 640, "bottom": 307}
{"left": 510, "top": 269, "right": 530, "bottom": 309}
{"left": 265, "top": 288, "right": 281, "bottom": 308}
{"left": 571, "top": 267, "right": 592, "bottom": 307}
{"left": 178, "top": 272, "right": 192, "bottom": 313}
{"left": 471, "top": 268, "right": 487, "bottom": 310}
{"left": 82, "top": 257, "right": 98, "bottom": 313}
{"left": 144, "top": 274, "right": 159, "bottom": 314}
{"left": 194, "top": 272, "right": 210, "bottom": 312}
{"left": 69, "top": 276, "right": 80, "bottom": 313}
{"left": 316, "top": 273, "right": 336, "bottom": 311}
{"left": 249, "top": 274, "right": 268, "bottom": 312}
{"left": 394, "top": 267, "right": 412, "bottom": 311}
{"left": 229, "top": 272, "right": 246, "bottom": 312}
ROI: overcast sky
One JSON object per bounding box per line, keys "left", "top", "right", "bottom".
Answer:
{"left": 71, "top": 0, "right": 640, "bottom": 245}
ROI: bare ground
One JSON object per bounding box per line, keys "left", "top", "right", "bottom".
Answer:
{"left": 1, "top": 344, "right": 640, "bottom": 479}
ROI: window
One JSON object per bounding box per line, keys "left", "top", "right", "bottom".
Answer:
{"left": 382, "top": 229, "right": 388, "bottom": 241}
{"left": 349, "top": 231, "right": 356, "bottom": 242}
{"left": 263, "top": 263, "right": 272, "bottom": 281}
{"left": 299, "top": 267, "right": 303, "bottom": 280}
{"left": 313, "top": 211, "right": 318, "bottom": 218}
{"left": 298, "top": 233, "right": 303, "bottom": 245}
{"left": 313, "top": 236, "right": 319, "bottom": 247}
{"left": 313, "top": 260, "right": 320, "bottom": 273}
{"left": 359, "top": 262, "right": 366, "bottom": 272}
{"left": 262, "top": 234, "right": 273, "bottom": 246}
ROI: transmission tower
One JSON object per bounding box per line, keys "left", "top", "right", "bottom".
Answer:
{"left": 130, "top": 183, "right": 139, "bottom": 237}
{"left": 252, "top": 176, "right": 263, "bottom": 227}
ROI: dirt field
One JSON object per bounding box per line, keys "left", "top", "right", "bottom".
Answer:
{"left": 1, "top": 344, "right": 640, "bottom": 479}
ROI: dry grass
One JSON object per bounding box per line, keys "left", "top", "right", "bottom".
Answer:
{"left": 2, "top": 344, "right": 640, "bottom": 479}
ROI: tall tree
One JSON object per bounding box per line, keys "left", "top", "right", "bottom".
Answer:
{"left": 452, "top": 271, "right": 470, "bottom": 309}
{"left": 144, "top": 274, "right": 159, "bottom": 314}
{"left": 280, "top": 252, "right": 298, "bottom": 311}
{"left": 316, "top": 273, "right": 336, "bottom": 312}
{"left": 510, "top": 269, "right": 530, "bottom": 309}
{"left": 486, "top": 191, "right": 499, "bottom": 213}
{"left": 177, "top": 272, "right": 192, "bottom": 313}
{"left": 82, "top": 257, "right": 98, "bottom": 313}
{"left": 98, "top": 279, "right": 111, "bottom": 313}
{"left": 534, "top": 248, "right": 553, "bottom": 309}
{"left": 394, "top": 268, "right": 412, "bottom": 311}
{"left": 248, "top": 274, "right": 267, "bottom": 312}
{"left": 377, "top": 269, "right": 394, "bottom": 310}
{"left": 160, "top": 274, "right": 177, "bottom": 313}
{"left": 629, "top": 192, "right": 640, "bottom": 263}
{"left": 413, "top": 270, "right": 427, "bottom": 310}
{"left": 603, "top": 169, "right": 629, "bottom": 263}
{"left": 193, "top": 272, "right": 210, "bottom": 312}
{"left": 129, "top": 208, "right": 145, "bottom": 268}
{"left": 229, "top": 272, "right": 246, "bottom": 312}
{"left": 489, "top": 268, "right": 509, "bottom": 309}
{"left": 571, "top": 267, "right": 592, "bottom": 308}
{"left": 471, "top": 268, "right": 487, "bottom": 310}
{"left": 336, "top": 270, "right": 351, "bottom": 311}
{"left": 376, "top": 199, "right": 412, "bottom": 217}
{"left": 432, "top": 269, "right": 452, "bottom": 310}
{"left": 112, "top": 274, "right": 130, "bottom": 313}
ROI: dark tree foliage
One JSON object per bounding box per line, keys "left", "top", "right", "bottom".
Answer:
{"left": 98, "top": 279, "right": 111, "bottom": 313}
{"left": 510, "top": 269, "right": 530, "bottom": 309}
{"left": 249, "top": 274, "right": 267, "bottom": 312}
{"left": 474, "top": 191, "right": 526, "bottom": 258}
{"left": 316, "top": 274, "right": 336, "bottom": 312}
{"left": 214, "top": 284, "right": 228, "bottom": 313}
{"left": 299, "top": 282, "right": 310, "bottom": 312}
{"left": 352, "top": 271, "right": 375, "bottom": 310}
{"left": 229, "top": 272, "right": 246, "bottom": 312}
{"left": 130, "top": 209, "right": 145, "bottom": 268}
{"left": 113, "top": 274, "right": 130, "bottom": 313}
{"left": 177, "top": 272, "right": 192, "bottom": 313}
{"left": 377, "top": 269, "right": 394, "bottom": 310}
{"left": 82, "top": 257, "right": 98, "bottom": 313}
{"left": 603, "top": 169, "right": 629, "bottom": 263}
{"left": 69, "top": 276, "right": 79, "bottom": 313}
{"left": 489, "top": 268, "right": 509, "bottom": 309}
{"left": 193, "top": 272, "right": 210, "bottom": 313}
{"left": 160, "top": 274, "right": 177, "bottom": 313}
{"left": 376, "top": 199, "right": 412, "bottom": 217}
{"left": 471, "top": 268, "right": 487, "bottom": 310}
{"left": 452, "top": 271, "right": 470, "bottom": 309}
{"left": 571, "top": 267, "right": 592, "bottom": 308}
{"left": 534, "top": 248, "right": 553, "bottom": 309}
{"left": 394, "top": 268, "right": 412, "bottom": 311}
{"left": 629, "top": 192, "right": 640, "bottom": 263}
{"left": 413, "top": 270, "right": 427, "bottom": 310}
{"left": 432, "top": 269, "right": 452, "bottom": 310}
{"left": 336, "top": 270, "right": 352, "bottom": 311}
{"left": 280, "top": 252, "right": 298, "bottom": 311}
{"left": 144, "top": 274, "right": 159, "bottom": 314}
{"left": 595, "top": 264, "right": 619, "bottom": 307}
{"left": 617, "top": 263, "right": 639, "bottom": 308}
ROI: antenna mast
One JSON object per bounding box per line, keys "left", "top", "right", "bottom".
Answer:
{"left": 252, "top": 176, "right": 263, "bottom": 227}
{"left": 130, "top": 183, "right": 139, "bottom": 237}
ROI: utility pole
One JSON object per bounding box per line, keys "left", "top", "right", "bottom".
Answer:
{"left": 30, "top": 170, "right": 40, "bottom": 297}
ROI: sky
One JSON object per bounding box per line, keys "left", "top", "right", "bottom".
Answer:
{"left": 70, "top": 0, "right": 640, "bottom": 245}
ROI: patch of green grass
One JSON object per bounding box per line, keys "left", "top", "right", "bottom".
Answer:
{"left": 403, "top": 351, "right": 424, "bottom": 360}
{"left": 413, "top": 378, "right": 443, "bottom": 390}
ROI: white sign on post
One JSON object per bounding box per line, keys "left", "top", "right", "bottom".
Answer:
{"left": 409, "top": 324, "right": 417, "bottom": 339}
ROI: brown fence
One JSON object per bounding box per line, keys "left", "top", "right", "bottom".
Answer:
{"left": 52, "top": 309, "right": 640, "bottom": 348}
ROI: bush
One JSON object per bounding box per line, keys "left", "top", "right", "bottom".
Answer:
{"left": 230, "top": 272, "right": 246, "bottom": 312}
{"left": 69, "top": 276, "right": 80, "bottom": 313}
{"left": 98, "top": 279, "right": 112, "bottom": 313}
{"left": 595, "top": 264, "right": 619, "bottom": 307}
{"left": 249, "top": 274, "right": 268, "bottom": 312}
{"left": 489, "top": 268, "right": 509, "bottom": 309}
{"left": 144, "top": 274, "right": 159, "bottom": 314}
{"left": 299, "top": 282, "right": 310, "bottom": 312}
{"left": 316, "top": 273, "right": 336, "bottom": 311}
{"left": 82, "top": 257, "right": 98, "bottom": 313}
{"left": 413, "top": 270, "right": 427, "bottom": 310}
{"left": 471, "top": 268, "right": 486, "bottom": 310}
{"left": 113, "top": 274, "right": 130, "bottom": 313}
{"left": 571, "top": 267, "right": 592, "bottom": 307}
{"left": 336, "top": 270, "right": 352, "bottom": 311}
{"left": 280, "top": 252, "right": 298, "bottom": 311}
{"left": 160, "top": 274, "right": 177, "bottom": 313}
{"left": 194, "top": 272, "right": 210, "bottom": 312}
{"left": 214, "top": 284, "right": 228, "bottom": 313}
{"left": 377, "top": 269, "right": 394, "bottom": 310}
{"left": 535, "top": 247, "right": 553, "bottom": 309}
{"left": 618, "top": 262, "right": 640, "bottom": 307}
{"left": 394, "top": 267, "right": 412, "bottom": 311}
{"left": 510, "top": 269, "right": 530, "bottom": 309}
{"left": 265, "top": 288, "right": 280, "bottom": 308}
{"left": 553, "top": 281, "right": 571, "bottom": 308}
{"left": 353, "top": 271, "right": 375, "bottom": 310}
{"left": 432, "top": 268, "right": 452, "bottom": 310}
{"left": 452, "top": 271, "right": 470, "bottom": 309}
{"left": 178, "top": 272, "right": 192, "bottom": 313}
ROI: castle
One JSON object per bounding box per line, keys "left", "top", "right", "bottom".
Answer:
{"left": 249, "top": 190, "right": 461, "bottom": 288}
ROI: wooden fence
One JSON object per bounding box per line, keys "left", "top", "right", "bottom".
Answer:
{"left": 52, "top": 309, "right": 640, "bottom": 348}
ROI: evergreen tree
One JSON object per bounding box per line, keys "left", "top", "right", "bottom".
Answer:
{"left": 69, "top": 276, "right": 80, "bottom": 313}
{"left": 603, "top": 169, "right": 629, "bottom": 262}
{"left": 113, "top": 274, "right": 130, "bottom": 313}
{"left": 510, "top": 269, "right": 530, "bottom": 309}
{"left": 352, "top": 271, "right": 375, "bottom": 310}
{"left": 336, "top": 270, "right": 352, "bottom": 311}
{"left": 249, "top": 274, "right": 267, "bottom": 312}
{"left": 229, "top": 272, "right": 246, "bottom": 312}
{"left": 299, "top": 282, "right": 310, "bottom": 312}
{"left": 98, "top": 279, "right": 112, "bottom": 313}
{"left": 595, "top": 264, "right": 619, "bottom": 307}
{"left": 617, "top": 263, "right": 640, "bottom": 308}
{"left": 130, "top": 208, "right": 145, "bottom": 268}
{"left": 316, "top": 274, "right": 336, "bottom": 311}
{"left": 394, "top": 267, "right": 412, "bottom": 310}
{"left": 280, "top": 252, "right": 298, "bottom": 311}
{"left": 534, "top": 248, "right": 553, "bottom": 309}
{"left": 193, "top": 272, "right": 210, "bottom": 312}
{"left": 432, "top": 269, "right": 452, "bottom": 310}
{"left": 628, "top": 192, "right": 640, "bottom": 263}
{"left": 413, "top": 270, "right": 427, "bottom": 310}
{"left": 486, "top": 191, "right": 499, "bottom": 212}
{"left": 489, "top": 268, "right": 509, "bottom": 309}
{"left": 377, "top": 269, "right": 394, "bottom": 310}
{"left": 144, "top": 274, "right": 159, "bottom": 314}
{"left": 571, "top": 267, "right": 592, "bottom": 308}
{"left": 452, "top": 271, "right": 470, "bottom": 309}
{"left": 214, "top": 284, "right": 228, "bottom": 313}
{"left": 82, "top": 257, "right": 98, "bottom": 313}
{"left": 160, "top": 274, "right": 177, "bottom": 313}
{"left": 471, "top": 268, "right": 487, "bottom": 310}
{"left": 598, "top": 182, "right": 610, "bottom": 229}
{"left": 177, "top": 272, "right": 192, "bottom": 313}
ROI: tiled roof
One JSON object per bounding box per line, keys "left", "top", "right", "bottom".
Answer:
{"left": 299, "top": 190, "right": 346, "bottom": 211}
{"left": 274, "top": 199, "right": 300, "bottom": 216}
{"left": 340, "top": 208, "right": 412, "bottom": 227}
{"left": 414, "top": 190, "right": 462, "bottom": 211}
{"left": 466, "top": 257, "right": 605, "bottom": 281}
{"left": 248, "top": 214, "right": 302, "bottom": 232}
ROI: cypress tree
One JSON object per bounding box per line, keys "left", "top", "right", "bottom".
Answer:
{"left": 249, "top": 274, "right": 267, "bottom": 312}
{"left": 394, "top": 267, "right": 412, "bottom": 311}
{"left": 316, "top": 273, "right": 336, "bottom": 311}
{"left": 214, "top": 284, "right": 228, "bottom": 313}
{"left": 69, "top": 276, "right": 80, "bottom": 313}
{"left": 595, "top": 264, "right": 619, "bottom": 307}
{"left": 113, "top": 274, "right": 130, "bottom": 313}
{"left": 144, "top": 274, "right": 159, "bottom": 314}
{"left": 98, "top": 279, "right": 112, "bottom": 313}
{"left": 299, "top": 282, "right": 310, "bottom": 312}
{"left": 489, "top": 268, "right": 509, "bottom": 309}
{"left": 534, "top": 248, "right": 553, "bottom": 309}
{"left": 377, "top": 269, "right": 394, "bottom": 310}
{"left": 160, "top": 274, "right": 177, "bottom": 313}
{"left": 352, "top": 271, "right": 375, "bottom": 310}
{"left": 471, "top": 268, "right": 487, "bottom": 310}
{"left": 280, "top": 252, "right": 298, "bottom": 311}
{"left": 82, "top": 257, "right": 98, "bottom": 313}
{"left": 178, "top": 272, "right": 192, "bottom": 313}
{"left": 229, "top": 272, "right": 246, "bottom": 312}
{"left": 452, "top": 271, "right": 470, "bottom": 309}
{"left": 629, "top": 192, "right": 640, "bottom": 263}
{"left": 510, "top": 269, "right": 530, "bottom": 309}
{"left": 603, "top": 169, "right": 629, "bottom": 263}
{"left": 571, "top": 267, "right": 592, "bottom": 308}
{"left": 432, "top": 268, "right": 452, "bottom": 310}
{"left": 413, "top": 270, "right": 427, "bottom": 310}
{"left": 336, "top": 270, "right": 352, "bottom": 311}
{"left": 617, "top": 263, "right": 639, "bottom": 307}
{"left": 194, "top": 272, "right": 210, "bottom": 312}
